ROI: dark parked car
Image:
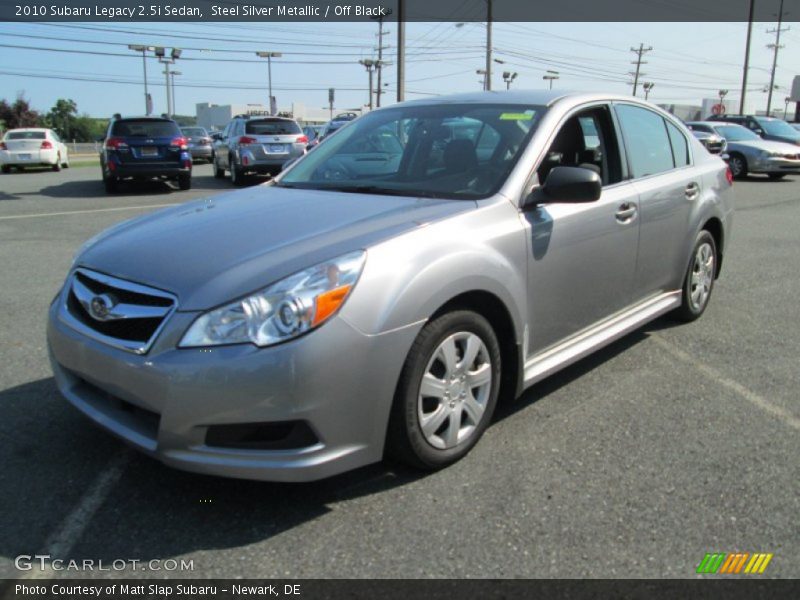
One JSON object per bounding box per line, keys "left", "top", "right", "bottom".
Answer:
{"left": 303, "top": 125, "right": 325, "bottom": 149}
{"left": 707, "top": 114, "right": 800, "bottom": 146}
{"left": 100, "top": 115, "right": 192, "bottom": 193}
{"left": 319, "top": 112, "right": 360, "bottom": 141}
{"left": 180, "top": 127, "right": 214, "bottom": 162}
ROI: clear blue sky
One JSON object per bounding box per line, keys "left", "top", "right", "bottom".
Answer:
{"left": 1, "top": 20, "right": 798, "bottom": 118}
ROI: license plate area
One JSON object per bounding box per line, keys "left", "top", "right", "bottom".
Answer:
{"left": 19, "top": 153, "right": 32, "bottom": 160}
{"left": 140, "top": 147, "right": 159, "bottom": 157}
{"left": 267, "top": 144, "right": 287, "bottom": 154}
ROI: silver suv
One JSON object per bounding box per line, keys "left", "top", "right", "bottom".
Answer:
{"left": 213, "top": 115, "right": 307, "bottom": 185}
{"left": 48, "top": 91, "right": 733, "bottom": 482}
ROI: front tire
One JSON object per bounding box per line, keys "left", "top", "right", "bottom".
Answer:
{"left": 1, "top": 165, "right": 10, "bottom": 174}
{"left": 386, "top": 310, "right": 501, "bottom": 470}
{"left": 672, "top": 230, "right": 717, "bottom": 322}
{"left": 729, "top": 153, "right": 748, "bottom": 179}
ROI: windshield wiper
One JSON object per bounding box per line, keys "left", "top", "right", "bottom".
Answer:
{"left": 315, "top": 185, "right": 442, "bottom": 198}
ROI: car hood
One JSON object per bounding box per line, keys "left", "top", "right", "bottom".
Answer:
{"left": 77, "top": 185, "right": 473, "bottom": 310}
{"left": 727, "top": 140, "right": 800, "bottom": 154}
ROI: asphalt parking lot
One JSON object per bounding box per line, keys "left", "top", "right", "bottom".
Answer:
{"left": 0, "top": 164, "right": 798, "bottom": 580}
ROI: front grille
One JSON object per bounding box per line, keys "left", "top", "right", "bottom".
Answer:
{"left": 62, "top": 268, "right": 177, "bottom": 354}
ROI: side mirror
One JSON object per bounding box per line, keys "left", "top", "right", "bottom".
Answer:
{"left": 525, "top": 166, "right": 601, "bottom": 207}
{"left": 754, "top": 128, "right": 764, "bottom": 136}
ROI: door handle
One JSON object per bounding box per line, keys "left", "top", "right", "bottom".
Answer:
{"left": 615, "top": 203, "right": 637, "bottom": 223}
{"left": 685, "top": 182, "right": 700, "bottom": 200}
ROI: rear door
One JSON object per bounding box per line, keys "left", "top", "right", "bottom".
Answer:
{"left": 614, "top": 103, "right": 699, "bottom": 299}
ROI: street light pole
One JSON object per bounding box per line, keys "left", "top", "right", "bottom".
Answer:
{"left": 155, "top": 47, "right": 181, "bottom": 118}
{"left": 256, "top": 52, "right": 283, "bottom": 115}
{"left": 543, "top": 70, "right": 559, "bottom": 89}
{"left": 643, "top": 82, "right": 654, "bottom": 100}
{"left": 170, "top": 71, "right": 181, "bottom": 116}
{"left": 128, "top": 45, "right": 150, "bottom": 115}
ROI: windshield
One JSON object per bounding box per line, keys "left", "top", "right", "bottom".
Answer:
{"left": 714, "top": 124, "right": 760, "bottom": 142}
{"left": 278, "top": 103, "right": 543, "bottom": 199}
{"left": 755, "top": 118, "right": 800, "bottom": 138}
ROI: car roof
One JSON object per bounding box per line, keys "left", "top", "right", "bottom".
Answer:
{"left": 113, "top": 116, "right": 175, "bottom": 122}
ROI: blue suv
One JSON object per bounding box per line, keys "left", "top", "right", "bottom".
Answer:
{"left": 100, "top": 115, "right": 192, "bottom": 194}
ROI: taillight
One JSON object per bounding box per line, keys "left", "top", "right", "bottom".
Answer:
{"left": 725, "top": 167, "right": 734, "bottom": 185}
{"left": 105, "top": 137, "right": 128, "bottom": 150}
{"left": 239, "top": 136, "right": 257, "bottom": 145}
{"left": 41, "top": 140, "right": 53, "bottom": 149}
{"left": 170, "top": 136, "right": 188, "bottom": 150}
{"left": 296, "top": 135, "right": 309, "bottom": 144}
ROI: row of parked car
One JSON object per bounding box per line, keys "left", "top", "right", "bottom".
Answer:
{"left": 93, "top": 111, "right": 359, "bottom": 193}
{"left": 687, "top": 114, "right": 800, "bottom": 180}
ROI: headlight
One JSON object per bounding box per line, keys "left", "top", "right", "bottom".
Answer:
{"left": 179, "top": 251, "right": 365, "bottom": 348}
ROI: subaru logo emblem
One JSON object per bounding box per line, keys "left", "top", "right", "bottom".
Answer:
{"left": 89, "top": 294, "right": 116, "bottom": 321}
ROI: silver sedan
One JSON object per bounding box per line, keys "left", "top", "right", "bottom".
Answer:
{"left": 688, "top": 121, "right": 800, "bottom": 180}
{"left": 48, "top": 91, "right": 733, "bottom": 481}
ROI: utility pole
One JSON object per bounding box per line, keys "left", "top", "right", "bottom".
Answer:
{"left": 766, "top": 0, "right": 788, "bottom": 116}
{"left": 397, "top": 0, "right": 405, "bottom": 102}
{"left": 485, "top": 0, "right": 493, "bottom": 91}
{"left": 630, "top": 43, "right": 653, "bottom": 97}
{"left": 372, "top": 12, "right": 391, "bottom": 107}
{"left": 739, "top": 0, "right": 755, "bottom": 114}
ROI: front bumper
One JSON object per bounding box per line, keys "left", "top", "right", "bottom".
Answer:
{"left": 750, "top": 156, "right": 800, "bottom": 173}
{"left": 47, "top": 295, "right": 421, "bottom": 482}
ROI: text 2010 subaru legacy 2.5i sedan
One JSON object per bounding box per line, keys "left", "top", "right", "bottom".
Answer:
{"left": 47, "top": 91, "right": 734, "bottom": 481}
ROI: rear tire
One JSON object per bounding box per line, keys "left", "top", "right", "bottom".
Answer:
{"left": 103, "top": 170, "right": 118, "bottom": 194}
{"left": 52, "top": 155, "right": 61, "bottom": 172}
{"left": 1, "top": 165, "right": 10, "bottom": 174}
{"left": 213, "top": 156, "right": 225, "bottom": 179}
{"left": 767, "top": 173, "right": 786, "bottom": 180}
{"left": 178, "top": 173, "right": 191, "bottom": 190}
{"left": 385, "top": 310, "right": 501, "bottom": 470}
{"left": 230, "top": 159, "right": 245, "bottom": 187}
{"left": 671, "top": 230, "right": 717, "bottom": 323}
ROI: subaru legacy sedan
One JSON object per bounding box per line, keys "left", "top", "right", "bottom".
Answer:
{"left": 48, "top": 91, "right": 733, "bottom": 482}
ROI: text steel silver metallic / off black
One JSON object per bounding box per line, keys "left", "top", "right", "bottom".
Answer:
{"left": 47, "top": 91, "right": 734, "bottom": 481}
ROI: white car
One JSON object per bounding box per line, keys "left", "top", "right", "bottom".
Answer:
{"left": 1, "top": 128, "right": 70, "bottom": 173}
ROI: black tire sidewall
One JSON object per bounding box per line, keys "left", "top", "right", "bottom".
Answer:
{"left": 680, "top": 230, "right": 717, "bottom": 320}
{"left": 391, "top": 310, "right": 502, "bottom": 469}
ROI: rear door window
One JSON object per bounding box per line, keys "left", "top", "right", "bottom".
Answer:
{"left": 614, "top": 104, "right": 675, "bottom": 179}
{"left": 245, "top": 120, "right": 301, "bottom": 135}
{"left": 665, "top": 121, "right": 690, "bottom": 167}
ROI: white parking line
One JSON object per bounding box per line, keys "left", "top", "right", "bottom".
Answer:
{"left": 0, "top": 203, "right": 177, "bottom": 221}
{"left": 651, "top": 334, "right": 800, "bottom": 431}
{"left": 22, "top": 450, "right": 130, "bottom": 580}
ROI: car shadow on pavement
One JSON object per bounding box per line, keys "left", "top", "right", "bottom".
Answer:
{"left": 34, "top": 179, "right": 181, "bottom": 199}
{"left": 0, "top": 318, "right": 676, "bottom": 570}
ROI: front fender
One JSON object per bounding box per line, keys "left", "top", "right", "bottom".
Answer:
{"left": 339, "top": 198, "right": 528, "bottom": 343}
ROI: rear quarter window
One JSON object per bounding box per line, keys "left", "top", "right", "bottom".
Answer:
{"left": 111, "top": 120, "right": 181, "bottom": 137}
{"left": 245, "top": 120, "right": 301, "bottom": 135}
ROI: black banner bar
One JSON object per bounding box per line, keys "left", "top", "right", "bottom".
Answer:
{"left": 2, "top": 0, "right": 800, "bottom": 23}
{"left": 3, "top": 579, "right": 800, "bottom": 600}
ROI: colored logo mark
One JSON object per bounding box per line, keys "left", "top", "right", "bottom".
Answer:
{"left": 696, "top": 552, "right": 774, "bottom": 574}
